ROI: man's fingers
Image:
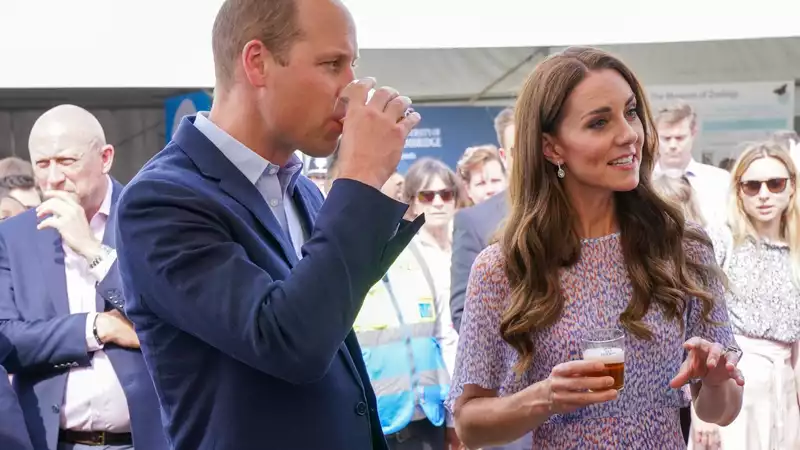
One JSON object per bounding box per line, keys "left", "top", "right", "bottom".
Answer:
{"left": 36, "top": 198, "right": 68, "bottom": 217}
{"left": 338, "top": 78, "right": 377, "bottom": 114}
{"left": 385, "top": 96, "right": 411, "bottom": 122}
{"left": 36, "top": 216, "right": 60, "bottom": 231}
{"left": 399, "top": 111, "right": 421, "bottom": 133}
{"left": 367, "top": 87, "right": 400, "bottom": 113}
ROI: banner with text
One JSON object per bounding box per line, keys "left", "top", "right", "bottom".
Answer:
{"left": 398, "top": 106, "right": 507, "bottom": 174}
{"left": 647, "top": 81, "right": 795, "bottom": 164}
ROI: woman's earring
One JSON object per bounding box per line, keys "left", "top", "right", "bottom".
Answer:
{"left": 557, "top": 163, "right": 566, "bottom": 179}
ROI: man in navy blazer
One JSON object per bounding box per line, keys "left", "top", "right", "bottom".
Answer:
{"left": 0, "top": 105, "right": 167, "bottom": 450}
{"left": 0, "top": 338, "right": 34, "bottom": 450}
{"left": 115, "top": 0, "right": 423, "bottom": 449}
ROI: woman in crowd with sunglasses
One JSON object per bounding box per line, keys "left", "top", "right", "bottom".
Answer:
{"left": 692, "top": 142, "right": 800, "bottom": 450}
{"left": 328, "top": 155, "right": 466, "bottom": 450}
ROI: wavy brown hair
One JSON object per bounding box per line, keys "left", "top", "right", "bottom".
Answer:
{"left": 500, "top": 47, "right": 720, "bottom": 373}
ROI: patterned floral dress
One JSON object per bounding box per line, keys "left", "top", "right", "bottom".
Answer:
{"left": 446, "top": 231, "right": 738, "bottom": 449}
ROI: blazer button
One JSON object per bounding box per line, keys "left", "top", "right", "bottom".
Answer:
{"left": 52, "top": 404, "right": 60, "bottom": 414}
{"left": 355, "top": 402, "right": 367, "bottom": 416}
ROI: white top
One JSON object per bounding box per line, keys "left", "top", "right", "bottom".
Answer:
{"left": 61, "top": 176, "right": 130, "bottom": 432}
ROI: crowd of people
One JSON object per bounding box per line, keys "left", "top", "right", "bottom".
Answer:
{"left": 0, "top": 0, "right": 798, "bottom": 450}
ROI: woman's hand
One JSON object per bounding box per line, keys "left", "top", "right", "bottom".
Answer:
{"left": 669, "top": 337, "right": 745, "bottom": 389}
{"left": 545, "top": 360, "right": 619, "bottom": 415}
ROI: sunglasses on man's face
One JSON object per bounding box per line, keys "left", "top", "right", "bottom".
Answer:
{"left": 416, "top": 189, "right": 455, "bottom": 204}
{"left": 739, "top": 178, "right": 789, "bottom": 196}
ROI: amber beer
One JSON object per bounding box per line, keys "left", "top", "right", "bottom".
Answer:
{"left": 582, "top": 347, "right": 625, "bottom": 391}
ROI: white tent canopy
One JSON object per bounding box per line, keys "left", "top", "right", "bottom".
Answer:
{"left": 0, "top": 0, "right": 798, "bottom": 89}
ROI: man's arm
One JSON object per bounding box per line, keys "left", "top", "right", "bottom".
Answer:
{"left": 449, "top": 210, "right": 484, "bottom": 333}
{"left": 0, "top": 234, "right": 92, "bottom": 373}
{"left": 117, "top": 177, "right": 422, "bottom": 385}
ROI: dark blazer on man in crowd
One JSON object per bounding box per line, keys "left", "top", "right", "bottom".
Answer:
{"left": 0, "top": 181, "right": 168, "bottom": 450}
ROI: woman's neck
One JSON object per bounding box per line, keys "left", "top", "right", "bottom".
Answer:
{"left": 753, "top": 217, "right": 783, "bottom": 243}
{"left": 567, "top": 185, "right": 617, "bottom": 239}
{"left": 421, "top": 224, "right": 451, "bottom": 252}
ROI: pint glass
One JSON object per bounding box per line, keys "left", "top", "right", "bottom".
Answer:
{"left": 581, "top": 328, "right": 625, "bottom": 391}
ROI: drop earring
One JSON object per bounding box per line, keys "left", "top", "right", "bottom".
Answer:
{"left": 557, "top": 163, "right": 565, "bottom": 179}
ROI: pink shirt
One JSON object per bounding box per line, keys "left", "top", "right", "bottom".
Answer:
{"left": 60, "top": 177, "right": 130, "bottom": 432}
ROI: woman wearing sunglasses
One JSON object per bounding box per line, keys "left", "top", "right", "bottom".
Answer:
{"left": 350, "top": 157, "right": 468, "bottom": 450}
{"left": 693, "top": 142, "right": 800, "bottom": 450}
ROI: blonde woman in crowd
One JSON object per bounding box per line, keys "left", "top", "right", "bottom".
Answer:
{"left": 652, "top": 172, "right": 707, "bottom": 228}
{"left": 692, "top": 142, "right": 800, "bottom": 450}
{"left": 456, "top": 145, "right": 508, "bottom": 206}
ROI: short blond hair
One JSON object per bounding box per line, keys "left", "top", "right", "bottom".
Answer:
{"left": 212, "top": 0, "right": 302, "bottom": 88}
{"left": 456, "top": 145, "right": 505, "bottom": 184}
{"left": 655, "top": 102, "right": 698, "bottom": 131}
{"left": 494, "top": 107, "right": 515, "bottom": 149}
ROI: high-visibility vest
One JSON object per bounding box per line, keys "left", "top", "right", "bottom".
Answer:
{"left": 354, "top": 242, "right": 450, "bottom": 435}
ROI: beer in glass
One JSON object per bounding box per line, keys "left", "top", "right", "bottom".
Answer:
{"left": 581, "top": 328, "right": 625, "bottom": 391}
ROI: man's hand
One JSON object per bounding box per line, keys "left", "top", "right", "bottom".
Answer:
{"left": 36, "top": 190, "right": 102, "bottom": 260}
{"left": 95, "top": 310, "right": 140, "bottom": 349}
{"left": 336, "top": 78, "right": 422, "bottom": 190}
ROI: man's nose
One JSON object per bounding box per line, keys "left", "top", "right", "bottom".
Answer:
{"left": 46, "top": 164, "right": 65, "bottom": 188}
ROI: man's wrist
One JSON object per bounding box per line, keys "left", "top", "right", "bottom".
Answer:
{"left": 79, "top": 240, "right": 104, "bottom": 261}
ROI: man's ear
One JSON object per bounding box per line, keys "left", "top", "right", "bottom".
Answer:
{"left": 542, "top": 133, "right": 563, "bottom": 165}
{"left": 241, "top": 40, "right": 272, "bottom": 88}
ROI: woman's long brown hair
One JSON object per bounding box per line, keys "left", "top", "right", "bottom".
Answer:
{"left": 500, "top": 47, "right": 720, "bottom": 373}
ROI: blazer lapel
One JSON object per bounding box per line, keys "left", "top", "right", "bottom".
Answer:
{"left": 95, "top": 180, "right": 123, "bottom": 312}
{"left": 174, "top": 116, "right": 299, "bottom": 266}
{"left": 36, "top": 226, "right": 69, "bottom": 317}
{"left": 219, "top": 177, "right": 299, "bottom": 266}
{"left": 292, "top": 181, "right": 322, "bottom": 238}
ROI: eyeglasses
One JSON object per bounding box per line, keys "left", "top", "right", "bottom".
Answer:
{"left": 416, "top": 189, "right": 455, "bottom": 204}
{"left": 739, "top": 178, "right": 789, "bottom": 196}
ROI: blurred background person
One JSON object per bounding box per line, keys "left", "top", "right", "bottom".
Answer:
{"left": 772, "top": 129, "right": 800, "bottom": 167}
{"left": 652, "top": 172, "right": 708, "bottom": 229}
{"left": 0, "top": 185, "right": 27, "bottom": 220}
{"left": 692, "top": 142, "right": 800, "bottom": 450}
{"left": 449, "top": 107, "right": 532, "bottom": 450}
{"left": 382, "top": 172, "right": 406, "bottom": 202}
{"left": 456, "top": 144, "right": 507, "bottom": 206}
{"left": 0, "top": 158, "right": 42, "bottom": 209}
{"left": 399, "top": 157, "right": 466, "bottom": 449}
{"left": 654, "top": 102, "right": 731, "bottom": 226}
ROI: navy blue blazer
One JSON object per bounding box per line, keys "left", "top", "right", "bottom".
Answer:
{"left": 0, "top": 181, "right": 168, "bottom": 450}
{"left": 115, "top": 116, "right": 422, "bottom": 450}
{"left": 0, "top": 338, "right": 33, "bottom": 450}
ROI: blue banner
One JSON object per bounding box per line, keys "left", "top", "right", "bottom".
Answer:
{"left": 164, "top": 91, "right": 213, "bottom": 142}
{"left": 397, "top": 106, "right": 506, "bottom": 174}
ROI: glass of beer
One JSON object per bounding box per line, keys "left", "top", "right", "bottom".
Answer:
{"left": 581, "top": 328, "right": 625, "bottom": 391}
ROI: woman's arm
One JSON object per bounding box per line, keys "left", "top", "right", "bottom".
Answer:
{"left": 454, "top": 360, "right": 619, "bottom": 449}
{"left": 691, "top": 379, "right": 743, "bottom": 426}
{"left": 454, "top": 383, "right": 551, "bottom": 448}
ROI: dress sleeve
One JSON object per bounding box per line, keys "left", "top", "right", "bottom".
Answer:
{"left": 684, "top": 227, "right": 739, "bottom": 350}
{"left": 445, "top": 245, "right": 510, "bottom": 412}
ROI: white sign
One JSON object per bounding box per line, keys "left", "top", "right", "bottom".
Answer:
{"left": 647, "top": 81, "right": 795, "bottom": 164}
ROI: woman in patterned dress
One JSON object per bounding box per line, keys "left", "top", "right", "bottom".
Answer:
{"left": 446, "top": 47, "right": 745, "bottom": 450}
